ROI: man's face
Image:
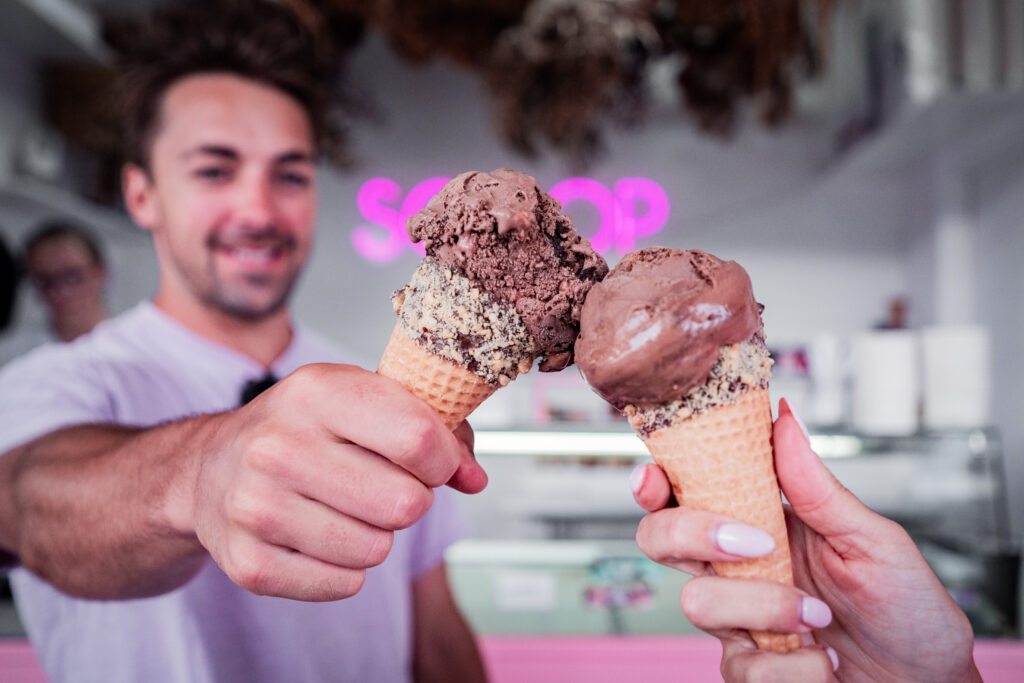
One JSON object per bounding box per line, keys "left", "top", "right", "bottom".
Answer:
{"left": 27, "top": 238, "right": 105, "bottom": 317}
{"left": 126, "top": 73, "right": 317, "bottom": 321}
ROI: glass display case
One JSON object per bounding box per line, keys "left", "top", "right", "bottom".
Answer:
{"left": 448, "top": 425, "right": 1020, "bottom": 638}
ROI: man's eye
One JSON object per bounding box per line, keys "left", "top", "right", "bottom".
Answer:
{"left": 277, "top": 172, "right": 311, "bottom": 188}
{"left": 195, "top": 167, "right": 231, "bottom": 181}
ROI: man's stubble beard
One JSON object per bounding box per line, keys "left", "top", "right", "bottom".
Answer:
{"left": 200, "top": 269, "right": 300, "bottom": 322}
{"left": 197, "top": 227, "right": 304, "bottom": 321}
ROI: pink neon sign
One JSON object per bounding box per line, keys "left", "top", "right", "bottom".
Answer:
{"left": 351, "top": 176, "right": 670, "bottom": 262}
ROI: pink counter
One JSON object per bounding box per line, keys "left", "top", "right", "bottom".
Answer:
{"left": 481, "top": 637, "right": 1024, "bottom": 682}
{"left": 3, "top": 636, "right": 1023, "bottom": 681}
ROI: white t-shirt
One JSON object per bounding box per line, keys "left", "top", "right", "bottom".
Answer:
{"left": 0, "top": 302, "right": 464, "bottom": 683}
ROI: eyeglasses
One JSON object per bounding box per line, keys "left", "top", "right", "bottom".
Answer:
{"left": 239, "top": 372, "right": 279, "bottom": 406}
{"left": 30, "top": 267, "right": 88, "bottom": 292}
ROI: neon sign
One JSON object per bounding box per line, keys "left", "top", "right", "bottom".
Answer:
{"left": 351, "top": 176, "right": 670, "bottom": 262}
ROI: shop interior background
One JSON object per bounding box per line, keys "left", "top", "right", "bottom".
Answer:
{"left": 1, "top": 0, "right": 1022, "bottom": 644}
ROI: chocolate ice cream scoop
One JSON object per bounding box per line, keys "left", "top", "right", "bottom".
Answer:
{"left": 576, "top": 247, "right": 762, "bottom": 409}
{"left": 408, "top": 168, "right": 608, "bottom": 371}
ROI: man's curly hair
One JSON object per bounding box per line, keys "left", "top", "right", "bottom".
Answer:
{"left": 116, "top": 0, "right": 340, "bottom": 171}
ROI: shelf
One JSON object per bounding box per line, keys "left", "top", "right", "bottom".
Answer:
{"left": 0, "top": 176, "right": 133, "bottom": 232}
{"left": 473, "top": 425, "right": 994, "bottom": 460}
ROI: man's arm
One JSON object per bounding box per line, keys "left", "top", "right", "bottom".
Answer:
{"left": 411, "top": 564, "right": 487, "bottom": 683}
{"left": 0, "top": 419, "right": 213, "bottom": 599}
{"left": 0, "top": 364, "right": 488, "bottom": 602}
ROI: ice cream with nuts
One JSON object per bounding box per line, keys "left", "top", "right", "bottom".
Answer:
{"left": 378, "top": 168, "right": 608, "bottom": 428}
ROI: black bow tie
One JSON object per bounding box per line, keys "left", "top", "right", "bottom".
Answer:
{"left": 239, "top": 372, "right": 279, "bottom": 406}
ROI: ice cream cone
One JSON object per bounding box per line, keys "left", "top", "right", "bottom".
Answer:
{"left": 377, "top": 323, "right": 497, "bottom": 430}
{"left": 639, "top": 388, "right": 800, "bottom": 653}
{"left": 379, "top": 169, "right": 607, "bottom": 431}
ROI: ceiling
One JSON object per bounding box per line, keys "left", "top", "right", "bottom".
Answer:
{"left": 4, "top": 0, "right": 1023, "bottom": 183}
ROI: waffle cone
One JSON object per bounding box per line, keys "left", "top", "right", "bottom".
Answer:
{"left": 640, "top": 388, "right": 800, "bottom": 653}
{"left": 377, "top": 323, "right": 496, "bottom": 430}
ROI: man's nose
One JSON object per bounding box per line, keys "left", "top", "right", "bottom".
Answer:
{"left": 235, "top": 174, "right": 276, "bottom": 228}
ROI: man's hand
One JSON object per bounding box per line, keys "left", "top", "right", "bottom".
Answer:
{"left": 182, "top": 363, "right": 486, "bottom": 601}
{"left": 632, "top": 399, "right": 980, "bottom": 682}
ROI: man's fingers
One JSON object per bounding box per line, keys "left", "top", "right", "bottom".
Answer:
{"left": 637, "top": 507, "right": 776, "bottom": 573}
{"left": 448, "top": 420, "right": 488, "bottom": 494}
{"left": 680, "top": 576, "right": 832, "bottom": 634}
{"left": 237, "top": 490, "right": 396, "bottom": 570}
{"left": 226, "top": 535, "right": 369, "bottom": 601}
{"left": 721, "top": 639, "right": 838, "bottom": 683}
{"left": 447, "top": 455, "right": 488, "bottom": 494}
{"left": 281, "top": 441, "right": 435, "bottom": 530}
{"left": 631, "top": 463, "right": 673, "bottom": 512}
{"left": 291, "top": 364, "right": 464, "bottom": 487}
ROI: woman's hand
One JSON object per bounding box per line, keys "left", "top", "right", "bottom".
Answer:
{"left": 632, "top": 399, "right": 981, "bottom": 682}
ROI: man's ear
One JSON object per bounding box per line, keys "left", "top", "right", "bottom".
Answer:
{"left": 122, "top": 163, "right": 158, "bottom": 232}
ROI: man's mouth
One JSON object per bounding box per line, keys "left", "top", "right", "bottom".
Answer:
{"left": 211, "top": 234, "right": 296, "bottom": 268}
{"left": 219, "top": 244, "right": 285, "bottom": 266}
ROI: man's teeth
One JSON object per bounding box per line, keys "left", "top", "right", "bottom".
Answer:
{"left": 228, "top": 246, "right": 279, "bottom": 263}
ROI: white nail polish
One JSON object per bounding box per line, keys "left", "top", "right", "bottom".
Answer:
{"left": 629, "top": 464, "right": 646, "bottom": 495}
{"left": 826, "top": 646, "right": 839, "bottom": 671}
{"left": 800, "top": 596, "right": 833, "bottom": 628}
{"left": 713, "top": 523, "right": 775, "bottom": 557}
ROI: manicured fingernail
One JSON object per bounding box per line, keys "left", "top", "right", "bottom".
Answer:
{"left": 629, "top": 464, "right": 646, "bottom": 495}
{"left": 826, "top": 646, "right": 839, "bottom": 671}
{"left": 800, "top": 596, "right": 833, "bottom": 628}
{"left": 782, "top": 398, "right": 810, "bottom": 442}
{"left": 713, "top": 523, "right": 775, "bottom": 557}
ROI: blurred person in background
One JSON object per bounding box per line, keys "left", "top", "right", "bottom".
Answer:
{"left": 0, "top": 2, "right": 485, "bottom": 682}
{"left": 23, "top": 220, "right": 109, "bottom": 343}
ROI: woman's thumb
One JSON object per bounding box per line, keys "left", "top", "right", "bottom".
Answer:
{"left": 774, "top": 399, "right": 880, "bottom": 542}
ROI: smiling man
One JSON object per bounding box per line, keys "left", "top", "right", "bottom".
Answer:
{"left": 0, "top": 3, "right": 486, "bottom": 683}
{"left": 124, "top": 73, "right": 318, "bottom": 364}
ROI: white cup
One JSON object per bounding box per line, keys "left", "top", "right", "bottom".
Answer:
{"left": 921, "top": 325, "right": 991, "bottom": 429}
{"left": 808, "top": 333, "right": 848, "bottom": 428}
{"left": 850, "top": 330, "right": 920, "bottom": 436}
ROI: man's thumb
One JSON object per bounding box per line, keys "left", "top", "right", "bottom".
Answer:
{"left": 774, "top": 399, "right": 878, "bottom": 542}
{"left": 446, "top": 420, "right": 489, "bottom": 494}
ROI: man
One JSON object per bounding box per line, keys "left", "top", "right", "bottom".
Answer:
{"left": 23, "top": 221, "right": 109, "bottom": 342}
{"left": 0, "top": 2, "right": 486, "bottom": 682}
